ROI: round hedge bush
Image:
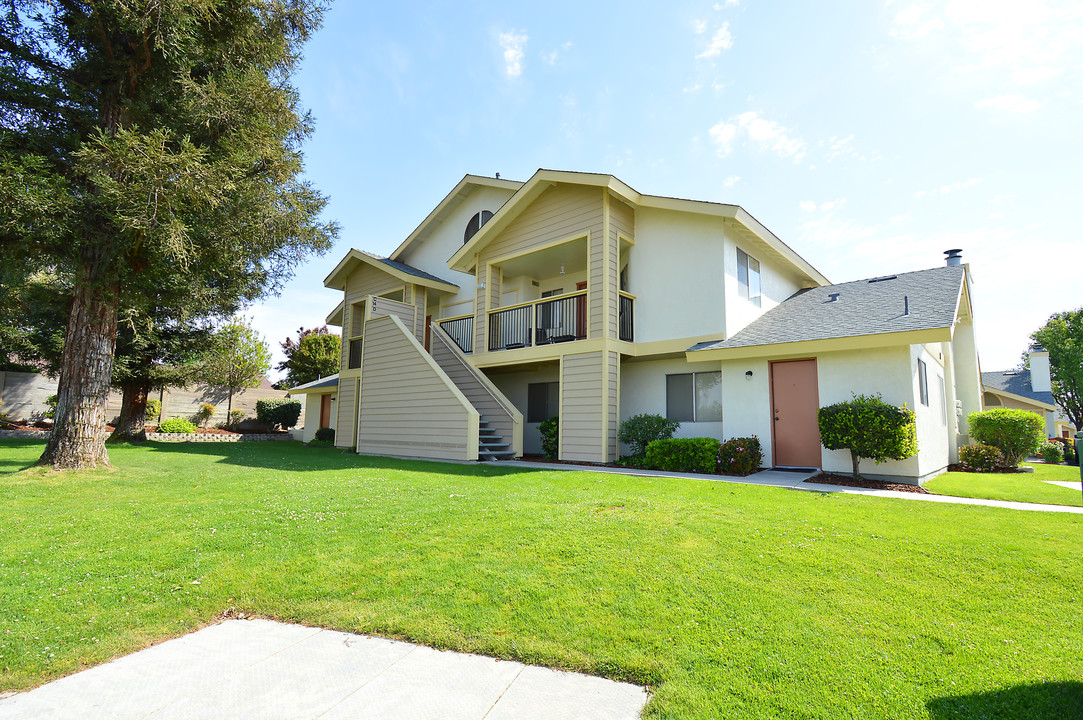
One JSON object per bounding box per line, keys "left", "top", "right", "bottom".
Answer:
{"left": 157, "top": 417, "right": 198, "bottom": 434}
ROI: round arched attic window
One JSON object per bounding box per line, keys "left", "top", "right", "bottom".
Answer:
{"left": 464, "top": 210, "right": 494, "bottom": 243}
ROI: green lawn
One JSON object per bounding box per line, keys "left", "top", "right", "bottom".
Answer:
{"left": 926, "top": 462, "right": 1082, "bottom": 507}
{"left": 2, "top": 439, "right": 1081, "bottom": 719}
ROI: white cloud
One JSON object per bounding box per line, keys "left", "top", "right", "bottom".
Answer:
{"left": 709, "top": 111, "right": 806, "bottom": 161}
{"left": 498, "top": 31, "right": 528, "bottom": 77}
{"left": 799, "top": 200, "right": 817, "bottom": 212}
{"left": 713, "top": 0, "right": 739, "bottom": 8}
{"left": 914, "top": 177, "right": 983, "bottom": 198}
{"left": 682, "top": 83, "right": 702, "bottom": 93}
{"left": 975, "top": 94, "right": 1041, "bottom": 112}
{"left": 692, "top": 19, "right": 708, "bottom": 34}
{"left": 541, "top": 41, "right": 573, "bottom": 66}
{"left": 722, "top": 175, "right": 740, "bottom": 188}
{"left": 821, "top": 134, "right": 856, "bottom": 162}
{"left": 696, "top": 24, "right": 734, "bottom": 58}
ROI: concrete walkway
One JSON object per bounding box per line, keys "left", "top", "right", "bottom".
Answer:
{"left": 498, "top": 461, "right": 1083, "bottom": 514}
{"left": 0, "top": 620, "right": 649, "bottom": 719}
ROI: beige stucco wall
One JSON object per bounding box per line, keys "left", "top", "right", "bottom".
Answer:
{"left": 619, "top": 357, "right": 726, "bottom": 454}
{"left": 485, "top": 364, "right": 560, "bottom": 455}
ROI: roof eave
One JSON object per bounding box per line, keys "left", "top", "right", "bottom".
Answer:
{"left": 982, "top": 387, "right": 1056, "bottom": 412}
{"left": 687, "top": 327, "right": 953, "bottom": 361}
{"left": 323, "top": 249, "right": 459, "bottom": 293}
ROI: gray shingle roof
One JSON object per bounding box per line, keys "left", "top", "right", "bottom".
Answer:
{"left": 690, "top": 265, "right": 965, "bottom": 353}
{"left": 288, "top": 374, "right": 339, "bottom": 392}
{"left": 981, "top": 370, "right": 1055, "bottom": 405}
{"left": 358, "top": 250, "right": 459, "bottom": 288}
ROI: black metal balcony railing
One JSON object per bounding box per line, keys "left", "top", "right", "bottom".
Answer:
{"left": 488, "top": 304, "right": 533, "bottom": 351}
{"left": 438, "top": 315, "right": 474, "bottom": 354}
{"left": 488, "top": 292, "right": 589, "bottom": 352}
{"left": 619, "top": 292, "right": 634, "bottom": 342}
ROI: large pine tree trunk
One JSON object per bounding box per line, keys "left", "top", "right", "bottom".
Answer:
{"left": 109, "top": 379, "right": 151, "bottom": 442}
{"left": 39, "top": 279, "right": 120, "bottom": 469}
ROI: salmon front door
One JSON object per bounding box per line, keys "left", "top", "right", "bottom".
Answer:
{"left": 770, "top": 359, "right": 821, "bottom": 468}
{"left": 319, "top": 394, "right": 332, "bottom": 429}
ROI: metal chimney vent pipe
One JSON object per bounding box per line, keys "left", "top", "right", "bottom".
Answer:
{"left": 944, "top": 249, "right": 963, "bottom": 266}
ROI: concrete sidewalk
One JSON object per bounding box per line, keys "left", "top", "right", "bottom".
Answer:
{"left": 0, "top": 620, "right": 649, "bottom": 719}
{"left": 499, "top": 460, "right": 1083, "bottom": 514}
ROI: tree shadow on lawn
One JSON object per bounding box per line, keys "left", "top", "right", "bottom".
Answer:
{"left": 0, "top": 439, "right": 49, "bottom": 472}
{"left": 927, "top": 681, "right": 1082, "bottom": 720}
{"left": 140, "top": 440, "right": 544, "bottom": 479}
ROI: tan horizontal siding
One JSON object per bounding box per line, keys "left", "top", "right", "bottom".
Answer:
{"left": 560, "top": 351, "right": 606, "bottom": 462}
{"left": 335, "top": 378, "right": 357, "bottom": 448}
{"left": 358, "top": 315, "right": 477, "bottom": 461}
{"left": 483, "top": 185, "right": 603, "bottom": 261}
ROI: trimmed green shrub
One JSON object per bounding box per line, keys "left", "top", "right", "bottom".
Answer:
{"left": 818, "top": 394, "right": 918, "bottom": 478}
{"left": 958, "top": 443, "right": 1005, "bottom": 472}
{"left": 195, "top": 402, "right": 216, "bottom": 428}
{"left": 256, "top": 398, "right": 302, "bottom": 430}
{"left": 1048, "top": 437, "right": 1077, "bottom": 466}
{"left": 227, "top": 409, "right": 245, "bottom": 429}
{"left": 618, "top": 414, "right": 680, "bottom": 459}
{"left": 539, "top": 415, "right": 559, "bottom": 459}
{"left": 146, "top": 399, "right": 162, "bottom": 423}
{"left": 717, "top": 436, "right": 763, "bottom": 476}
{"left": 644, "top": 437, "right": 720, "bottom": 474}
{"left": 158, "top": 417, "right": 198, "bottom": 434}
{"left": 1039, "top": 441, "right": 1064, "bottom": 464}
{"left": 314, "top": 427, "right": 335, "bottom": 443}
{"left": 967, "top": 408, "right": 1044, "bottom": 467}
{"left": 44, "top": 394, "right": 57, "bottom": 419}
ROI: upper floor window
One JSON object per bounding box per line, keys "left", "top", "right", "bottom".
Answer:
{"left": 737, "top": 248, "right": 761, "bottom": 307}
{"left": 464, "top": 210, "right": 494, "bottom": 243}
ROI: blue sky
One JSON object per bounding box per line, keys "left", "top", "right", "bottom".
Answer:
{"left": 250, "top": 0, "right": 1082, "bottom": 379}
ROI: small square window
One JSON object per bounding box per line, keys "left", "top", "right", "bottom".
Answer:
{"left": 667, "top": 371, "right": 722, "bottom": 422}
{"left": 348, "top": 338, "right": 362, "bottom": 369}
{"left": 528, "top": 382, "right": 559, "bottom": 423}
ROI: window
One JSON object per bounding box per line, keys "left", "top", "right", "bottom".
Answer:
{"left": 527, "top": 382, "right": 559, "bottom": 423}
{"left": 348, "top": 338, "right": 362, "bottom": 369}
{"left": 937, "top": 375, "right": 946, "bottom": 424}
{"left": 917, "top": 359, "right": 929, "bottom": 406}
{"left": 377, "top": 288, "right": 404, "bottom": 302}
{"left": 464, "top": 210, "right": 494, "bottom": 243}
{"left": 737, "top": 248, "right": 761, "bottom": 307}
{"left": 666, "top": 372, "right": 722, "bottom": 422}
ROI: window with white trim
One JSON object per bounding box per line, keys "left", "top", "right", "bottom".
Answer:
{"left": 737, "top": 248, "right": 761, "bottom": 307}
{"left": 666, "top": 372, "right": 722, "bottom": 422}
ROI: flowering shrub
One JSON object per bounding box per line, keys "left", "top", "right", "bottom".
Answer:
{"left": 958, "top": 443, "right": 1005, "bottom": 472}
{"left": 1048, "top": 437, "right": 1077, "bottom": 466}
{"left": 1039, "top": 441, "right": 1064, "bottom": 464}
{"left": 195, "top": 402, "right": 216, "bottom": 428}
{"left": 644, "top": 437, "right": 720, "bottom": 474}
{"left": 158, "top": 417, "right": 198, "bottom": 434}
{"left": 717, "top": 436, "right": 763, "bottom": 476}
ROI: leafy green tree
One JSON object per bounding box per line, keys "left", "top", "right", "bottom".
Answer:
{"left": 0, "top": 1, "right": 337, "bottom": 469}
{"left": 818, "top": 394, "right": 918, "bottom": 479}
{"left": 201, "top": 318, "right": 272, "bottom": 416}
{"left": 277, "top": 326, "right": 341, "bottom": 388}
{"left": 1029, "top": 308, "right": 1083, "bottom": 431}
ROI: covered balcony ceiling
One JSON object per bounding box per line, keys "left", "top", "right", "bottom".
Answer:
{"left": 497, "top": 236, "right": 588, "bottom": 279}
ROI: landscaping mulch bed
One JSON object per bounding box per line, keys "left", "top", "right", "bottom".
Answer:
{"left": 806, "top": 473, "right": 928, "bottom": 494}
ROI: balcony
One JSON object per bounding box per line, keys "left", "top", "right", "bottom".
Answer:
{"left": 438, "top": 314, "right": 474, "bottom": 353}
{"left": 487, "top": 291, "right": 592, "bottom": 351}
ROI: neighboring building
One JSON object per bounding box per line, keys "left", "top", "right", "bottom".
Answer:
{"left": 982, "top": 350, "right": 1076, "bottom": 440}
{"left": 319, "top": 169, "right": 984, "bottom": 482}
{"left": 287, "top": 374, "right": 339, "bottom": 443}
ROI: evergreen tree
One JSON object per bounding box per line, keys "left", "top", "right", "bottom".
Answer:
{"left": 0, "top": 1, "right": 337, "bottom": 468}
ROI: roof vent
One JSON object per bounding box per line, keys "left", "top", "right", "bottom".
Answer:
{"left": 825, "top": 292, "right": 841, "bottom": 303}
{"left": 867, "top": 275, "right": 897, "bottom": 283}
{"left": 945, "top": 248, "right": 963, "bottom": 266}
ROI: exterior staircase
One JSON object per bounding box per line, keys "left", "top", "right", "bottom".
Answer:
{"left": 478, "top": 417, "right": 515, "bottom": 461}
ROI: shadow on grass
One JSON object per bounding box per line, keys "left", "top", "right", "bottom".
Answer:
{"left": 927, "top": 681, "right": 1083, "bottom": 720}
{"left": 139, "top": 440, "right": 542, "bottom": 479}
{"left": 0, "top": 439, "right": 46, "bottom": 472}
